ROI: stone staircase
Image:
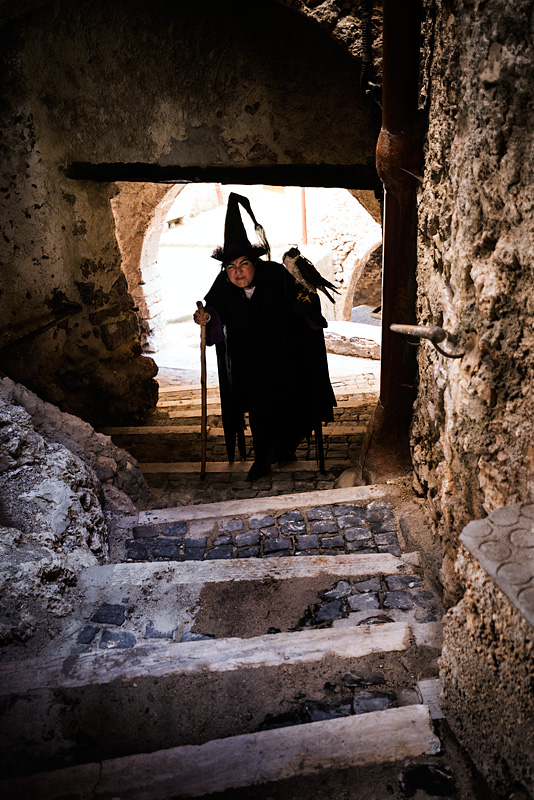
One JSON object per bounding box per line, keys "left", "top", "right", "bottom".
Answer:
{"left": 0, "top": 375, "right": 487, "bottom": 799}
{"left": 100, "top": 373, "right": 379, "bottom": 507}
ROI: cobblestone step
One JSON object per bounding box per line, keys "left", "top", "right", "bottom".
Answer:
{"left": 116, "top": 497, "right": 405, "bottom": 563}
{"left": 137, "top": 484, "right": 393, "bottom": 524}
{"left": 113, "top": 486, "right": 402, "bottom": 554}
{"left": 27, "top": 550, "right": 436, "bottom": 660}
{"left": 0, "top": 705, "right": 440, "bottom": 799}
{"left": 4, "top": 546, "right": 428, "bottom": 656}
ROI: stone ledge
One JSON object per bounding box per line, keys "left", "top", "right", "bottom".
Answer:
{"left": 0, "top": 706, "right": 439, "bottom": 799}
{"left": 460, "top": 503, "right": 534, "bottom": 629}
{"left": 138, "top": 484, "right": 395, "bottom": 525}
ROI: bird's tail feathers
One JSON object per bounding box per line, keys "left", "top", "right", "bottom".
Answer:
{"left": 320, "top": 286, "right": 336, "bottom": 304}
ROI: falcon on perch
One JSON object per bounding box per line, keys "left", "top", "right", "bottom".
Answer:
{"left": 282, "top": 247, "right": 340, "bottom": 304}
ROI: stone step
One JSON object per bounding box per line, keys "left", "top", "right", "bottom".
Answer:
{"left": 0, "top": 705, "right": 440, "bottom": 799}
{"left": 142, "top": 466, "right": 352, "bottom": 507}
{"left": 0, "top": 623, "right": 421, "bottom": 778}
{"left": 101, "top": 423, "right": 366, "bottom": 466}
{"left": 134, "top": 484, "right": 397, "bottom": 527}
{"left": 139, "top": 459, "right": 351, "bottom": 474}
{"left": 156, "top": 375, "right": 379, "bottom": 398}
{"left": 32, "top": 550, "right": 434, "bottom": 660}
{"left": 101, "top": 423, "right": 368, "bottom": 436}
{"left": 114, "top": 484, "right": 405, "bottom": 559}
{"left": 155, "top": 394, "right": 376, "bottom": 408}
{"left": 115, "top": 498, "right": 406, "bottom": 563}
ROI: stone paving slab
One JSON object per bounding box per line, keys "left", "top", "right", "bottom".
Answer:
{"left": 417, "top": 678, "right": 445, "bottom": 720}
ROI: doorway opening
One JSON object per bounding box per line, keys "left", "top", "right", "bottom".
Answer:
{"left": 139, "top": 183, "right": 382, "bottom": 393}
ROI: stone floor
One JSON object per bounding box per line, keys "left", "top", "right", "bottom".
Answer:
{"left": 122, "top": 499, "right": 403, "bottom": 562}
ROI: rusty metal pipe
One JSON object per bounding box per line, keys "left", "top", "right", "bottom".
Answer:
{"left": 360, "top": 0, "right": 423, "bottom": 481}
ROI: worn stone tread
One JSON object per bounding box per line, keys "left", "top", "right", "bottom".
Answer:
{"left": 75, "top": 552, "right": 416, "bottom": 603}
{"left": 138, "top": 484, "right": 396, "bottom": 525}
{"left": 0, "top": 623, "right": 411, "bottom": 694}
{"left": 1, "top": 706, "right": 439, "bottom": 799}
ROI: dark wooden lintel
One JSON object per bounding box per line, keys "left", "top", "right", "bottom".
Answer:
{"left": 63, "top": 162, "right": 379, "bottom": 190}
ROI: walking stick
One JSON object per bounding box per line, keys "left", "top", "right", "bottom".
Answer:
{"left": 196, "top": 301, "right": 208, "bottom": 480}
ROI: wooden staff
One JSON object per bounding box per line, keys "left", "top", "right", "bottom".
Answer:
{"left": 196, "top": 301, "right": 208, "bottom": 480}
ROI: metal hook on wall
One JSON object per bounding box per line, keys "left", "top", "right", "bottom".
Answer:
{"left": 390, "top": 323, "right": 465, "bottom": 359}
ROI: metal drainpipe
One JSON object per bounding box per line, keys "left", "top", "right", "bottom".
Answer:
{"left": 360, "top": 0, "right": 423, "bottom": 482}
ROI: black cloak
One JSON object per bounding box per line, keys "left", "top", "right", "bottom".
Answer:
{"left": 204, "top": 260, "right": 336, "bottom": 470}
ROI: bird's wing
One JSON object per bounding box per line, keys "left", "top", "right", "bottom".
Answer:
{"left": 296, "top": 255, "right": 339, "bottom": 294}
{"left": 282, "top": 252, "right": 315, "bottom": 291}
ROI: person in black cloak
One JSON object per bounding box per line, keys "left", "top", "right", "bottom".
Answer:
{"left": 193, "top": 192, "right": 336, "bottom": 482}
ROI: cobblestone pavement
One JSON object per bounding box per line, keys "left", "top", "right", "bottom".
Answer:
{"left": 120, "top": 500, "right": 404, "bottom": 562}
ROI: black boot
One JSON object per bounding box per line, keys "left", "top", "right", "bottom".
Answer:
{"left": 246, "top": 461, "right": 270, "bottom": 482}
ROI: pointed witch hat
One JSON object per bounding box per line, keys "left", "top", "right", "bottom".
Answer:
{"left": 212, "top": 192, "right": 271, "bottom": 264}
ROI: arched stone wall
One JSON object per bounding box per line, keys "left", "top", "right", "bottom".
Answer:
{"left": 305, "top": 188, "right": 382, "bottom": 321}
{"left": 111, "top": 184, "right": 183, "bottom": 353}
{"left": 0, "top": 0, "right": 378, "bottom": 424}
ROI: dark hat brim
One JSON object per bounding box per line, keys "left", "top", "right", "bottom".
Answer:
{"left": 211, "top": 243, "right": 267, "bottom": 263}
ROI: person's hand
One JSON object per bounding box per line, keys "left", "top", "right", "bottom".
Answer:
{"left": 193, "top": 307, "right": 211, "bottom": 326}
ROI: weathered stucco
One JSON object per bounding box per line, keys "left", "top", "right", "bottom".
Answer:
{"left": 440, "top": 546, "right": 534, "bottom": 796}
{"left": 412, "top": 0, "right": 534, "bottom": 602}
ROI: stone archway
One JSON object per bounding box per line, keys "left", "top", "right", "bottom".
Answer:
{"left": 120, "top": 183, "right": 383, "bottom": 341}
{"left": 111, "top": 183, "right": 183, "bottom": 353}
{"left": 0, "top": 0, "right": 379, "bottom": 424}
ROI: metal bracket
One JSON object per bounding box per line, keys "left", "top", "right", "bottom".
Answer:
{"left": 390, "top": 323, "right": 465, "bottom": 359}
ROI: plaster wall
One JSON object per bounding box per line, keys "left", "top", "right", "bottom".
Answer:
{"left": 0, "top": 0, "right": 376, "bottom": 424}
{"left": 412, "top": 0, "right": 534, "bottom": 602}
{"left": 440, "top": 547, "right": 534, "bottom": 796}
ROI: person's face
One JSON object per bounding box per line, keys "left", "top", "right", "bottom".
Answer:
{"left": 225, "top": 256, "right": 255, "bottom": 288}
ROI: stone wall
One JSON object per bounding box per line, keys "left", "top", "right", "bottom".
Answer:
{"left": 412, "top": 0, "right": 534, "bottom": 602}
{"left": 440, "top": 545, "right": 534, "bottom": 796}
{"left": 0, "top": 0, "right": 377, "bottom": 425}
{"left": 111, "top": 184, "right": 183, "bottom": 353}
{"left": 0, "top": 376, "right": 155, "bottom": 657}
{"left": 305, "top": 188, "right": 382, "bottom": 321}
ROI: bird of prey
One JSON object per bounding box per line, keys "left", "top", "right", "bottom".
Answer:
{"left": 282, "top": 247, "right": 340, "bottom": 304}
